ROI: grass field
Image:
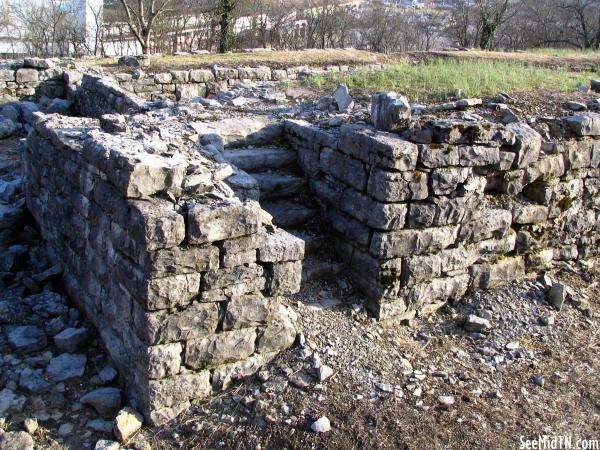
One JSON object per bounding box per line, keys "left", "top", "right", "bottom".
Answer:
{"left": 305, "top": 59, "right": 597, "bottom": 101}
{"left": 427, "top": 48, "right": 600, "bottom": 69}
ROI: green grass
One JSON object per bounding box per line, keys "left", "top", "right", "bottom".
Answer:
{"left": 305, "top": 59, "right": 595, "bottom": 101}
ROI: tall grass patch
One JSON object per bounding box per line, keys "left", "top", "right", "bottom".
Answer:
{"left": 305, "top": 59, "right": 593, "bottom": 101}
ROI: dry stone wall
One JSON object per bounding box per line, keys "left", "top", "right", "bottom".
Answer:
{"left": 22, "top": 113, "right": 303, "bottom": 425}
{"left": 74, "top": 75, "right": 148, "bottom": 117}
{"left": 285, "top": 112, "right": 600, "bottom": 320}
{"left": 112, "top": 63, "right": 387, "bottom": 101}
{"left": 0, "top": 58, "right": 77, "bottom": 100}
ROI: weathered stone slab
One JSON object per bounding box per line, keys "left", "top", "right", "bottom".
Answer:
{"left": 265, "top": 261, "right": 302, "bottom": 295}
{"left": 339, "top": 124, "right": 418, "bottom": 170}
{"left": 203, "top": 264, "right": 264, "bottom": 291}
{"left": 257, "top": 229, "right": 305, "bottom": 262}
{"left": 223, "top": 294, "right": 275, "bottom": 331}
{"left": 187, "top": 198, "right": 261, "bottom": 244}
{"left": 339, "top": 188, "right": 407, "bottom": 230}
{"left": 142, "top": 245, "right": 219, "bottom": 276}
{"left": 147, "top": 343, "right": 182, "bottom": 379}
{"left": 367, "top": 167, "right": 428, "bottom": 202}
{"left": 459, "top": 209, "right": 512, "bottom": 243}
{"left": 320, "top": 147, "right": 367, "bottom": 191}
{"left": 370, "top": 225, "right": 458, "bottom": 258}
{"left": 458, "top": 145, "right": 500, "bottom": 166}
{"left": 563, "top": 113, "right": 600, "bottom": 136}
{"left": 470, "top": 256, "right": 525, "bottom": 289}
{"left": 184, "top": 328, "right": 257, "bottom": 369}
{"left": 418, "top": 144, "right": 460, "bottom": 168}
{"left": 146, "top": 372, "right": 211, "bottom": 409}
{"left": 133, "top": 302, "right": 219, "bottom": 345}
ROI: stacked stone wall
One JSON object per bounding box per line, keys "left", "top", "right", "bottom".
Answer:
{"left": 0, "top": 58, "right": 76, "bottom": 100}
{"left": 74, "top": 75, "right": 148, "bottom": 117}
{"left": 285, "top": 113, "right": 600, "bottom": 320}
{"left": 112, "top": 63, "right": 387, "bottom": 101}
{"left": 22, "top": 113, "right": 303, "bottom": 425}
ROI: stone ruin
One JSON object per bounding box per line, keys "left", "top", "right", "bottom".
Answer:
{"left": 5, "top": 59, "right": 599, "bottom": 425}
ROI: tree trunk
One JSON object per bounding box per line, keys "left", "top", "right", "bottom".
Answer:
{"left": 219, "top": 0, "right": 234, "bottom": 53}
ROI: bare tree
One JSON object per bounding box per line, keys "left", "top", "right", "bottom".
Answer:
{"left": 117, "top": 0, "right": 174, "bottom": 54}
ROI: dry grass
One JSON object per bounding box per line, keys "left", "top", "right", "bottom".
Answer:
{"left": 421, "top": 49, "right": 600, "bottom": 69}
{"left": 79, "top": 49, "right": 399, "bottom": 72}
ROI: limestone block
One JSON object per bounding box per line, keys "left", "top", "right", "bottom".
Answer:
{"left": 476, "top": 230, "right": 517, "bottom": 263}
{"left": 98, "top": 142, "right": 186, "bottom": 199}
{"left": 212, "top": 351, "right": 277, "bottom": 390}
{"left": 127, "top": 198, "right": 186, "bottom": 251}
{"left": 339, "top": 188, "right": 407, "bottom": 230}
{"left": 402, "top": 254, "right": 442, "bottom": 286}
{"left": 407, "top": 196, "right": 477, "bottom": 228}
{"left": 418, "top": 144, "right": 460, "bottom": 168}
{"left": 322, "top": 207, "right": 371, "bottom": 245}
{"left": 184, "top": 328, "right": 257, "bottom": 369}
{"left": 496, "top": 150, "right": 516, "bottom": 170}
{"left": 256, "top": 305, "right": 296, "bottom": 354}
{"left": 367, "top": 167, "right": 428, "bottom": 202}
{"left": 370, "top": 92, "right": 411, "bottom": 131}
{"left": 16, "top": 68, "right": 38, "bottom": 83}
{"left": 153, "top": 73, "right": 173, "bottom": 84}
{"left": 142, "top": 245, "right": 220, "bottom": 277}
{"left": 512, "top": 204, "right": 549, "bottom": 224}
{"left": 564, "top": 113, "right": 600, "bottom": 136}
{"left": 169, "top": 70, "right": 189, "bottom": 83}
{"left": 145, "top": 273, "right": 201, "bottom": 310}
{"left": 265, "top": 261, "right": 302, "bottom": 295}
{"left": 203, "top": 263, "right": 264, "bottom": 291}
{"left": 339, "top": 124, "right": 418, "bottom": 170}
{"left": 215, "top": 67, "right": 238, "bottom": 80}
{"left": 504, "top": 122, "right": 542, "bottom": 168}
{"left": 0, "top": 69, "right": 15, "bottom": 82}
{"left": 470, "top": 256, "right": 525, "bottom": 289}
{"left": 146, "top": 372, "right": 211, "bottom": 409}
{"left": 370, "top": 225, "right": 458, "bottom": 258}
{"left": 430, "top": 167, "right": 471, "bottom": 195}
{"left": 223, "top": 294, "right": 275, "bottom": 331}
{"left": 221, "top": 249, "right": 256, "bottom": 268}
{"left": 458, "top": 145, "right": 500, "bottom": 166}
{"left": 147, "top": 343, "right": 182, "bottom": 379}
{"left": 133, "top": 302, "right": 219, "bottom": 345}
{"left": 562, "top": 139, "right": 592, "bottom": 170}
{"left": 257, "top": 229, "right": 305, "bottom": 262}
{"left": 189, "top": 69, "right": 215, "bottom": 82}
{"left": 175, "top": 83, "right": 207, "bottom": 100}
{"left": 407, "top": 273, "right": 470, "bottom": 309}
{"left": 459, "top": 209, "right": 512, "bottom": 243}
{"left": 429, "top": 120, "right": 506, "bottom": 145}
{"left": 440, "top": 245, "right": 479, "bottom": 273}
{"left": 319, "top": 147, "right": 367, "bottom": 191}
{"left": 187, "top": 198, "right": 261, "bottom": 244}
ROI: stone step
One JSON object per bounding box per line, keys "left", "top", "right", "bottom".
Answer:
{"left": 253, "top": 173, "right": 307, "bottom": 200}
{"left": 261, "top": 200, "right": 318, "bottom": 229}
{"left": 223, "top": 147, "right": 297, "bottom": 172}
{"left": 301, "top": 256, "right": 347, "bottom": 284}
{"left": 225, "top": 170, "right": 260, "bottom": 201}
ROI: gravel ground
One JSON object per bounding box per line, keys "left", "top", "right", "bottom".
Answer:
{"left": 134, "top": 262, "right": 599, "bottom": 450}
